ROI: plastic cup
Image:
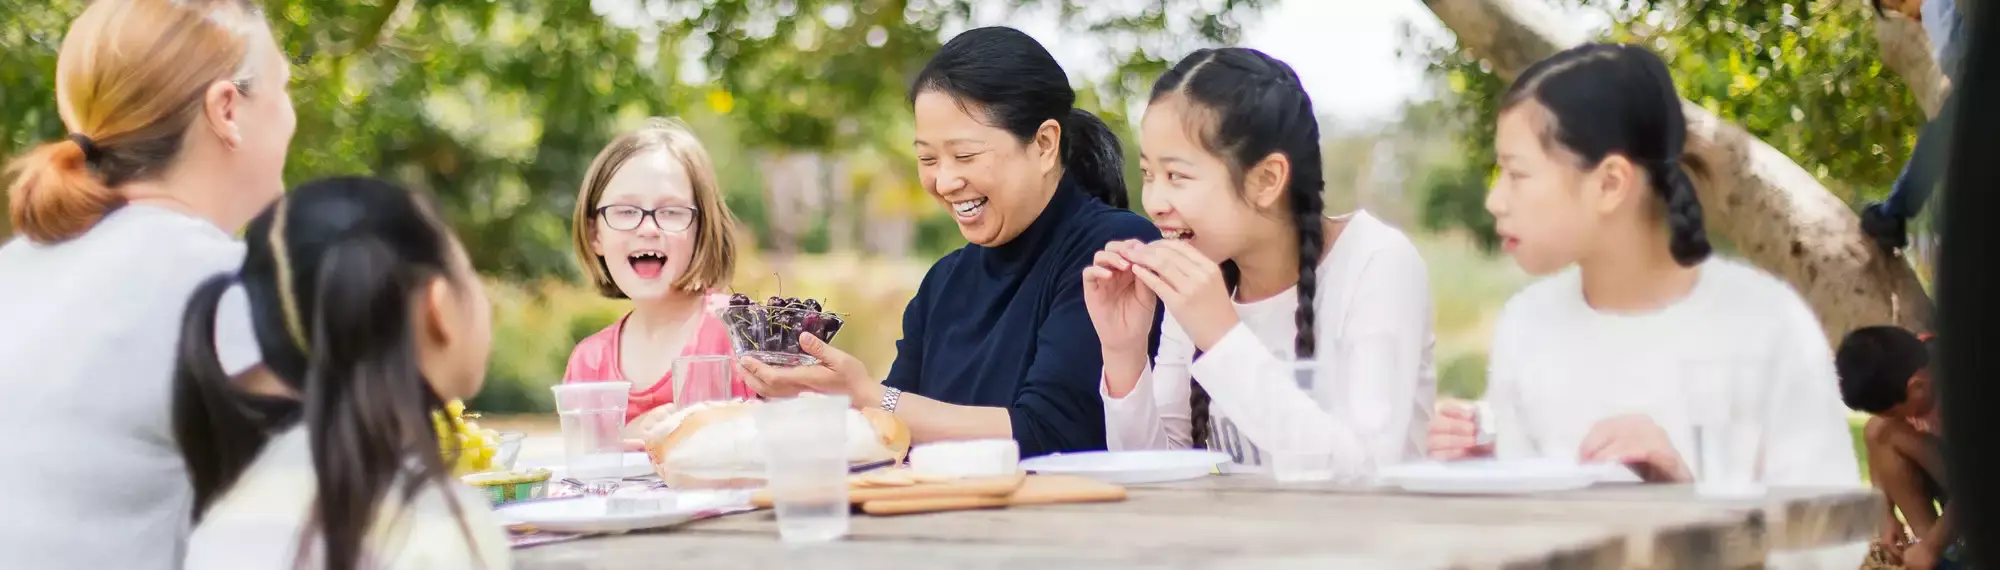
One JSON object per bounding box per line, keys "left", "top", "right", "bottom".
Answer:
{"left": 756, "top": 394, "right": 851, "bottom": 543}
{"left": 550, "top": 382, "right": 631, "bottom": 482}
{"left": 673, "top": 355, "right": 735, "bottom": 405}
{"left": 1684, "top": 359, "right": 1769, "bottom": 498}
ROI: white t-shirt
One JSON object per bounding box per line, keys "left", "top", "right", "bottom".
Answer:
{"left": 1485, "top": 258, "right": 1862, "bottom": 486}
{"left": 0, "top": 205, "right": 261, "bottom": 570}
{"left": 1103, "top": 211, "right": 1438, "bottom": 475}
{"left": 183, "top": 428, "right": 514, "bottom": 570}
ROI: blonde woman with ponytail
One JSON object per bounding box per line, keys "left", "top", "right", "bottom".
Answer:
{"left": 0, "top": 1, "right": 296, "bottom": 568}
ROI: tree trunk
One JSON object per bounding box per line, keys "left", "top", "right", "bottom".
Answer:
{"left": 1874, "top": 8, "right": 1951, "bottom": 115}
{"left": 1420, "top": 0, "right": 1934, "bottom": 343}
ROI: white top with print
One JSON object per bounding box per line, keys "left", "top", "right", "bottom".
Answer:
{"left": 1102, "top": 210, "right": 1437, "bottom": 476}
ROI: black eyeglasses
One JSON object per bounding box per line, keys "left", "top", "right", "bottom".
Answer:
{"left": 596, "top": 205, "right": 698, "bottom": 232}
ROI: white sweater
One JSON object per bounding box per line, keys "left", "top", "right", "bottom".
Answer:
{"left": 1103, "top": 211, "right": 1437, "bottom": 475}
{"left": 0, "top": 205, "right": 261, "bottom": 570}
{"left": 1485, "top": 258, "right": 1862, "bottom": 486}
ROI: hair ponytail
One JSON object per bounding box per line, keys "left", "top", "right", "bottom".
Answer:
{"left": 172, "top": 273, "right": 299, "bottom": 519}
{"left": 299, "top": 237, "right": 467, "bottom": 570}
{"left": 1061, "top": 109, "right": 1128, "bottom": 208}
{"left": 1657, "top": 161, "right": 1711, "bottom": 266}
{"left": 5, "top": 138, "right": 125, "bottom": 244}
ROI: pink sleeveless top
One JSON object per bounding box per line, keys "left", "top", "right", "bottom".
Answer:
{"left": 562, "top": 292, "right": 752, "bottom": 417}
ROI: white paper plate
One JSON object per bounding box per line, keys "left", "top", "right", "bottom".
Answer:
{"left": 1019, "top": 450, "right": 1231, "bottom": 484}
{"left": 531, "top": 452, "right": 655, "bottom": 481}
{"left": 496, "top": 489, "right": 754, "bottom": 534}
{"left": 1378, "top": 459, "right": 1630, "bottom": 495}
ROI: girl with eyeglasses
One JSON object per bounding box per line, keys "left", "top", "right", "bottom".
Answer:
{"left": 562, "top": 118, "right": 752, "bottom": 422}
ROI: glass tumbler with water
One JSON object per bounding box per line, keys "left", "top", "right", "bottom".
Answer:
{"left": 1686, "top": 359, "right": 1768, "bottom": 498}
{"left": 673, "top": 355, "right": 737, "bottom": 405}
{"left": 1270, "top": 359, "right": 1338, "bottom": 483}
{"left": 756, "top": 394, "right": 851, "bottom": 543}
{"left": 550, "top": 382, "right": 631, "bottom": 483}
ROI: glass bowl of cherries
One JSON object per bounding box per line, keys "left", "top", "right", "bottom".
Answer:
{"left": 718, "top": 293, "right": 846, "bottom": 367}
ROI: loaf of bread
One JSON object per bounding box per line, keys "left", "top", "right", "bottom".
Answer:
{"left": 641, "top": 400, "right": 912, "bottom": 488}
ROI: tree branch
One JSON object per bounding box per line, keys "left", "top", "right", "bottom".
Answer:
{"left": 1874, "top": 9, "right": 1950, "bottom": 116}
{"left": 1420, "top": 0, "right": 1934, "bottom": 342}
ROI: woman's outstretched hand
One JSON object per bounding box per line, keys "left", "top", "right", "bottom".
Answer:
{"left": 737, "top": 333, "right": 874, "bottom": 401}
{"left": 1084, "top": 239, "right": 1160, "bottom": 356}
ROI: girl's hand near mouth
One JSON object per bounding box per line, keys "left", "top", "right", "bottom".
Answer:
{"left": 1124, "top": 239, "right": 1239, "bottom": 352}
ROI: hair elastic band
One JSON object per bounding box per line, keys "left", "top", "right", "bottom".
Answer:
{"left": 67, "top": 133, "right": 102, "bottom": 164}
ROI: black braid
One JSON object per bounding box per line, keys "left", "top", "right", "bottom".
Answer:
{"left": 1188, "top": 262, "right": 1239, "bottom": 449}
{"left": 1657, "top": 161, "right": 1710, "bottom": 266}
{"left": 1154, "top": 48, "right": 1324, "bottom": 449}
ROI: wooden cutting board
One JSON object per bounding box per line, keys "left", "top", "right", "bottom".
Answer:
{"left": 858, "top": 475, "right": 1126, "bottom": 516}
{"left": 748, "top": 472, "right": 1026, "bottom": 508}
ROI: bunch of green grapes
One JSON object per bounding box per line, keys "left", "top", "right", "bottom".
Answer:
{"left": 435, "top": 400, "right": 501, "bottom": 475}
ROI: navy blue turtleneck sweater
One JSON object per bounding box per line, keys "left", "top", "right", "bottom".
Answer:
{"left": 882, "top": 177, "right": 1160, "bottom": 457}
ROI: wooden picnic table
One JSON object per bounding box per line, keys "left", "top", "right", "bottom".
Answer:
{"left": 513, "top": 475, "right": 1879, "bottom": 569}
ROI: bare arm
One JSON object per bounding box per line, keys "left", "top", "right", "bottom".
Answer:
{"left": 853, "top": 382, "right": 1013, "bottom": 443}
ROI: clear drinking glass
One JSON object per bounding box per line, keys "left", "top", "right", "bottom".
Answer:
{"left": 756, "top": 394, "right": 851, "bottom": 543}
{"left": 673, "top": 355, "right": 736, "bottom": 405}
{"left": 1685, "top": 358, "right": 1769, "bottom": 498}
{"left": 550, "top": 382, "right": 631, "bottom": 483}
{"left": 1269, "top": 359, "right": 1335, "bottom": 482}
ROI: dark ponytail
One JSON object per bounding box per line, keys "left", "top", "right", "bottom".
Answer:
{"left": 172, "top": 273, "right": 301, "bottom": 519}
{"left": 1060, "top": 109, "right": 1128, "bottom": 208}
{"left": 174, "top": 177, "right": 482, "bottom": 570}
{"left": 1153, "top": 48, "right": 1326, "bottom": 448}
{"left": 911, "top": 26, "right": 1127, "bottom": 207}
{"left": 1658, "top": 162, "right": 1711, "bottom": 265}
{"left": 300, "top": 238, "right": 462, "bottom": 570}
{"left": 1501, "top": 43, "right": 1710, "bottom": 267}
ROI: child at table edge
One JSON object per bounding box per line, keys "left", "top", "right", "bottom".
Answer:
{"left": 1425, "top": 43, "right": 1860, "bottom": 488}
{"left": 563, "top": 118, "right": 753, "bottom": 430}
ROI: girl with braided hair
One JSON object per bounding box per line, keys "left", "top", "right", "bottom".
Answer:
{"left": 1087, "top": 47, "right": 1438, "bottom": 476}
{"left": 1426, "top": 43, "right": 1859, "bottom": 487}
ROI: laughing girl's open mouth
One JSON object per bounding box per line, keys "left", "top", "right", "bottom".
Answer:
{"left": 629, "top": 250, "right": 666, "bottom": 279}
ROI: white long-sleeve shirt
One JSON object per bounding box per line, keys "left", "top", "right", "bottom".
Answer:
{"left": 1103, "top": 211, "right": 1437, "bottom": 475}
{"left": 1485, "top": 258, "right": 1862, "bottom": 487}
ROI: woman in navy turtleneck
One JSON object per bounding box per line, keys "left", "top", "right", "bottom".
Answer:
{"left": 738, "top": 26, "right": 1160, "bottom": 457}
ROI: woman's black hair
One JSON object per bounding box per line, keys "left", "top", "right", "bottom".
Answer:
{"left": 171, "top": 176, "right": 481, "bottom": 570}
{"left": 1150, "top": 48, "right": 1325, "bottom": 449}
{"left": 910, "top": 26, "right": 1127, "bottom": 207}
{"left": 1500, "top": 43, "right": 1712, "bottom": 267}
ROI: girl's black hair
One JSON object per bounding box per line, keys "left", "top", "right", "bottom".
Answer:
{"left": 910, "top": 26, "right": 1127, "bottom": 207}
{"left": 171, "top": 176, "right": 480, "bottom": 570}
{"left": 1500, "top": 43, "right": 1712, "bottom": 267}
{"left": 1150, "top": 48, "right": 1325, "bottom": 449}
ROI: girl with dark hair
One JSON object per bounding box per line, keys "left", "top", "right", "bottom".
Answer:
{"left": 1425, "top": 43, "right": 1859, "bottom": 487}
{"left": 176, "top": 178, "right": 509, "bottom": 569}
{"left": 1086, "top": 47, "right": 1437, "bottom": 476}
{"left": 738, "top": 26, "right": 1159, "bottom": 457}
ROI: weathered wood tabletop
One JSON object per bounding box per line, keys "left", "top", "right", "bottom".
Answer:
{"left": 513, "top": 475, "right": 1878, "bottom": 570}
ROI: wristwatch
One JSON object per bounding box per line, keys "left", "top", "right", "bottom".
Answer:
{"left": 879, "top": 386, "right": 903, "bottom": 414}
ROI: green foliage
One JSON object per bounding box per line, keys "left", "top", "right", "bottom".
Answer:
{"left": 2, "top": 0, "right": 1267, "bottom": 270}
{"left": 1408, "top": 0, "right": 1926, "bottom": 248}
